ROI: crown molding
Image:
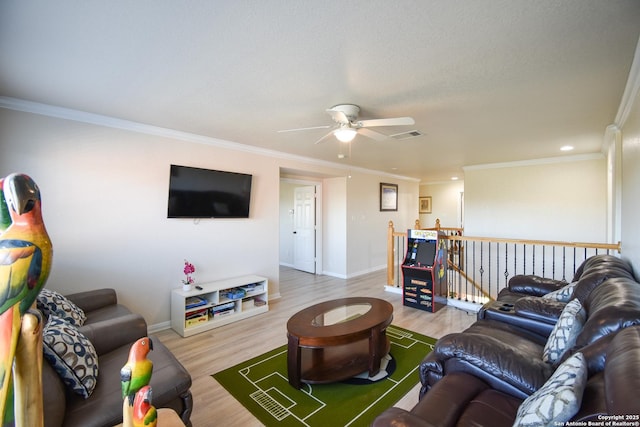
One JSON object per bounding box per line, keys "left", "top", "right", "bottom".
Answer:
{"left": 0, "top": 96, "right": 418, "bottom": 182}
{"left": 614, "top": 35, "right": 640, "bottom": 128}
{"left": 462, "top": 153, "right": 604, "bottom": 172}
{"left": 420, "top": 179, "right": 465, "bottom": 186}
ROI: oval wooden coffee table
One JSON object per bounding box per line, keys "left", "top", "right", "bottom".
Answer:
{"left": 286, "top": 297, "right": 394, "bottom": 389}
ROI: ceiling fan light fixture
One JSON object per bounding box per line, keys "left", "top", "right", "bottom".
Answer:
{"left": 334, "top": 127, "right": 357, "bottom": 143}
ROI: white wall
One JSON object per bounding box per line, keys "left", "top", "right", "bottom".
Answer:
{"left": 345, "top": 175, "right": 419, "bottom": 277}
{"left": 0, "top": 109, "right": 282, "bottom": 327}
{"left": 621, "top": 85, "right": 640, "bottom": 274}
{"left": 0, "top": 107, "right": 420, "bottom": 327}
{"left": 419, "top": 181, "right": 464, "bottom": 228}
{"left": 322, "top": 177, "right": 347, "bottom": 277}
{"left": 463, "top": 156, "right": 608, "bottom": 241}
{"left": 279, "top": 172, "right": 420, "bottom": 279}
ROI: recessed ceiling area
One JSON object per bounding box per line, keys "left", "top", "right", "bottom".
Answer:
{"left": 1, "top": 1, "right": 639, "bottom": 182}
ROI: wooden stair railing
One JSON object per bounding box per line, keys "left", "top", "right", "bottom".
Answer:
{"left": 387, "top": 220, "right": 621, "bottom": 305}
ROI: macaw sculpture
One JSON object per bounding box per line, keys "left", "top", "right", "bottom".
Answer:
{"left": 132, "top": 386, "right": 157, "bottom": 427}
{"left": 121, "top": 337, "right": 153, "bottom": 427}
{"left": 0, "top": 178, "right": 10, "bottom": 233}
{"left": 0, "top": 173, "right": 53, "bottom": 424}
{"left": 0, "top": 177, "right": 13, "bottom": 425}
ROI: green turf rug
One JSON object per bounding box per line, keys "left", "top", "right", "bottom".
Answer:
{"left": 212, "top": 325, "right": 435, "bottom": 427}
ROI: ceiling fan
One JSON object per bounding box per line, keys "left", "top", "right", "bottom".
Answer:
{"left": 278, "top": 104, "right": 415, "bottom": 144}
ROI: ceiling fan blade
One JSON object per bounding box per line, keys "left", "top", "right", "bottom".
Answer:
{"left": 358, "top": 117, "right": 415, "bottom": 127}
{"left": 358, "top": 128, "right": 388, "bottom": 141}
{"left": 314, "top": 131, "right": 335, "bottom": 144}
{"left": 326, "top": 108, "right": 350, "bottom": 124}
{"left": 277, "top": 125, "right": 331, "bottom": 133}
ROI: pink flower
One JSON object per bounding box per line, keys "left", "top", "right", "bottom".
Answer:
{"left": 182, "top": 260, "right": 195, "bottom": 284}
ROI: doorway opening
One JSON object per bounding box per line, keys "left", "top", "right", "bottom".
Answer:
{"left": 279, "top": 177, "right": 323, "bottom": 274}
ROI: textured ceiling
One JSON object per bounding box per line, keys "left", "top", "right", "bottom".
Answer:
{"left": 1, "top": 1, "right": 639, "bottom": 181}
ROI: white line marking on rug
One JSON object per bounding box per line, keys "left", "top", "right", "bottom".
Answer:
{"left": 236, "top": 326, "right": 434, "bottom": 427}
{"left": 344, "top": 326, "right": 435, "bottom": 427}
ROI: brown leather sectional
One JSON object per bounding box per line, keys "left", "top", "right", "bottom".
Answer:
{"left": 374, "top": 255, "right": 640, "bottom": 426}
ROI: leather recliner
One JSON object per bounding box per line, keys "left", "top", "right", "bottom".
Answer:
{"left": 420, "top": 275, "right": 640, "bottom": 398}
{"left": 373, "top": 326, "right": 640, "bottom": 427}
{"left": 491, "top": 254, "right": 634, "bottom": 303}
{"left": 477, "top": 255, "right": 636, "bottom": 339}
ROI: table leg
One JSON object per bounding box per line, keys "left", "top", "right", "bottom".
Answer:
{"left": 368, "top": 326, "right": 382, "bottom": 376}
{"left": 287, "top": 334, "right": 302, "bottom": 389}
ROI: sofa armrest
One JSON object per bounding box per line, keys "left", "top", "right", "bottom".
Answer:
{"left": 66, "top": 288, "right": 118, "bottom": 312}
{"left": 419, "top": 351, "right": 443, "bottom": 397}
{"left": 605, "top": 326, "right": 640, "bottom": 416}
{"left": 372, "top": 407, "right": 439, "bottom": 427}
{"left": 423, "top": 332, "right": 553, "bottom": 397}
{"left": 513, "top": 297, "right": 565, "bottom": 324}
{"left": 78, "top": 313, "right": 148, "bottom": 355}
{"left": 508, "top": 275, "right": 567, "bottom": 296}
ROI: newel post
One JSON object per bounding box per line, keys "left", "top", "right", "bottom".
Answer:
{"left": 387, "top": 221, "right": 395, "bottom": 286}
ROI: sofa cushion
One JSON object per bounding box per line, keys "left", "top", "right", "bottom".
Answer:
{"left": 424, "top": 319, "right": 553, "bottom": 398}
{"left": 571, "top": 267, "right": 634, "bottom": 304}
{"left": 38, "top": 288, "right": 87, "bottom": 327}
{"left": 507, "top": 275, "right": 567, "bottom": 297}
{"left": 542, "top": 299, "right": 585, "bottom": 365}
{"left": 514, "top": 352, "right": 587, "bottom": 427}
{"left": 42, "top": 315, "right": 99, "bottom": 399}
{"left": 42, "top": 357, "right": 67, "bottom": 427}
{"left": 577, "top": 277, "right": 640, "bottom": 347}
{"left": 542, "top": 281, "right": 577, "bottom": 303}
{"left": 63, "top": 336, "right": 192, "bottom": 427}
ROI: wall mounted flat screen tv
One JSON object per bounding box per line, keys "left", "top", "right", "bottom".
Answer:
{"left": 167, "top": 164, "right": 252, "bottom": 218}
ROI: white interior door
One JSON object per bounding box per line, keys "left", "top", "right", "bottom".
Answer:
{"left": 293, "top": 185, "right": 316, "bottom": 273}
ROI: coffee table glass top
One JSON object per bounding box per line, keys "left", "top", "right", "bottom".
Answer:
{"left": 311, "top": 303, "right": 372, "bottom": 326}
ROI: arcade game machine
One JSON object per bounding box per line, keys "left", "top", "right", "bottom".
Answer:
{"left": 401, "top": 229, "right": 448, "bottom": 312}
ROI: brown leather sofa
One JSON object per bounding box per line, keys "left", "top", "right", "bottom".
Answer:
{"left": 419, "top": 275, "right": 640, "bottom": 398}
{"left": 373, "top": 326, "right": 640, "bottom": 427}
{"left": 41, "top": 289, "right": 193, "bottom": 427}
{"left": 373, "top": 255, "right": 640, "bottom": 427}
{"left": 478, "top": 254, "right": 636, "bottom": 339}
{"left": 490, "top": 254, "right": 634, "bottom": 303}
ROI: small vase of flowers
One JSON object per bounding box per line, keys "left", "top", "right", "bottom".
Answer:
{"left": 182, "top": 260, "right": 196, "bottom": 291}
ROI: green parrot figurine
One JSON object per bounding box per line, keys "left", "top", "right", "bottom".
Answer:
{"left": 0, "top": 178, "right": 11, "bottom": 234}
{"left": 121, "top": 337, "right": 154, "bottom": 405}
{"left": 132, "top": 386, "right": 157, "bottom": 427}
{"left": 0, "top": 177, "right": 14, "bottom": 425}
{"left": 0, "top": 173, "right": 53, "bottom": 422}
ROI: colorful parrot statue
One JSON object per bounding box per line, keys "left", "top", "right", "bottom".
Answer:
{"left": 0, "top": 178, "right": 11, "bottom": 234}
{"left": 0, "top": 176, "right": 14, "bottom": 427}
{"left": 132, "top": 386, "right": 157, "bottom": 427}
{"left": 0, "top": 173, "right": 53, "bottom": 422}
{"left": 121, "top": 337, "right": 154, "bottom": 406}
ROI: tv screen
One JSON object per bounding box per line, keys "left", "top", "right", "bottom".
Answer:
{"left": 415, "top": 241, "right": 437, "bottom": 267}
{"left": 167, "top": 164, "right": 252, "bottom": 218}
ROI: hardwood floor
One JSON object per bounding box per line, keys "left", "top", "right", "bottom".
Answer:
{"left": 156, "top": 267, "right": 477, "bottom": 427}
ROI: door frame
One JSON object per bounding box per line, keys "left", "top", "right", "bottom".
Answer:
{"left": 280, "top": 178, "right": 323, "bottom": 274}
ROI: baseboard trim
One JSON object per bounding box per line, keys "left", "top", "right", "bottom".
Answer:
{"left": 384, "top": 285, "right": 481, "bottom": 314}
{"left": 447, "top": 298, "right": 481, "bottom": 313}
{"left": 384, "top": 285, "right": 402, "bottom": 295}
{"left": 149, "top": 320, "right": 171, "bottom": 333}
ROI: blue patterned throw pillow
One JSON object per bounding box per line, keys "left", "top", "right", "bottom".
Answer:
{"left": 514, "top": 352, "right": 587, "bottom": 427}
{"left": 542, "top": 281, "right": 577, "bottom": 303}
{"left": 42, "top": 315, "right": 99, "bottom": 398}
{"left": 37, "top": 288, "right": 87, "bottom": 326}
{"left": 542, "top": 299, "right": 586, "bottom": 365}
